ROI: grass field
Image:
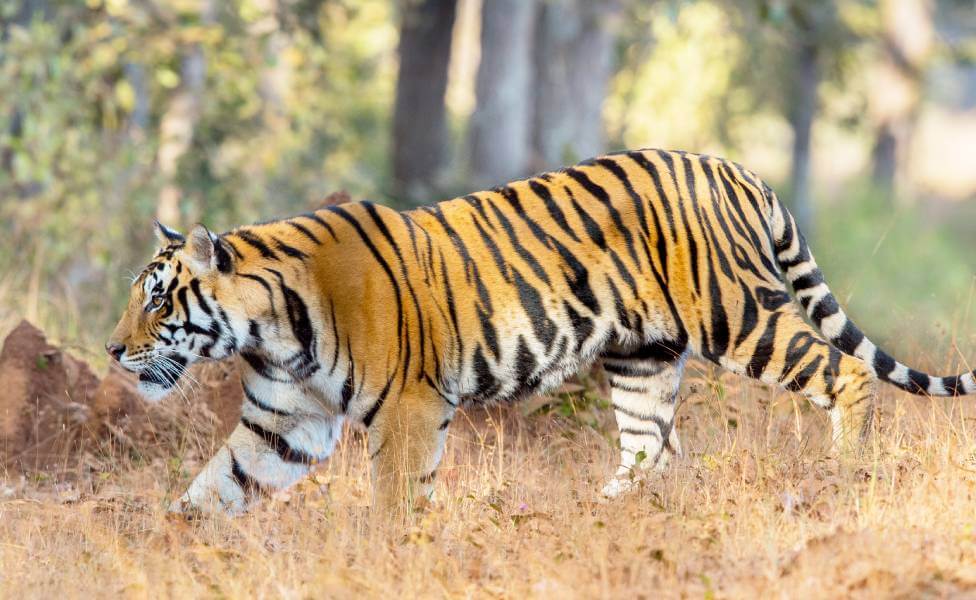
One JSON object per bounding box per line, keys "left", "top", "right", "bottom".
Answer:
{"left": 4, "top": 357, "right": 976, "bottom": 599}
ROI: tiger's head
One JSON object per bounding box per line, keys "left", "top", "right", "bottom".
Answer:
{"left": 107, "top": 222, "right": 249, "bottom": 401}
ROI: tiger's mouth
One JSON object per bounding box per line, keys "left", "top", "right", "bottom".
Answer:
{"left": 128, "top": 352, "right": 189, "bottom": 402}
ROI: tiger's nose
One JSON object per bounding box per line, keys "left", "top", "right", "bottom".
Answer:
{"left": 105, "top": 342, "right": 125, "bottom": 362}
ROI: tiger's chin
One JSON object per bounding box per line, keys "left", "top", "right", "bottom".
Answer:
{"left": 134, "top": 356, "right": 189, "bottom": 403}
{"left": 136, "top": 379, "right": 177, "bottom": 403}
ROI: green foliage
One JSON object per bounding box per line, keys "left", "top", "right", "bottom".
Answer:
{"left": 0, "top": 0, "right": 972, "bottom": 361}
{"left": 0, "top": 0, "right": 396, "bottom": 344}
{"left": 813, "top": 183, "right": 976, "bottom": 360}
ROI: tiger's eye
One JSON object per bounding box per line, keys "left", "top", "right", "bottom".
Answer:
{"left": 152, "top": 296, "right": 164, "bottom": 308}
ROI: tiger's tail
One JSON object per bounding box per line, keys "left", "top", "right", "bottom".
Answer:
{"left": 767, "top": 190, "right": 975, "bottom": 397}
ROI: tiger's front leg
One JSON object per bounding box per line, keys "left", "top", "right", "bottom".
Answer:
{"left": 168, "top": 368, "right": 343, "bottom": 515}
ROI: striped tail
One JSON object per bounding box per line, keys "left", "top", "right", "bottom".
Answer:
{"left": 768, "top": 195, "right": 976, "bottom": 397}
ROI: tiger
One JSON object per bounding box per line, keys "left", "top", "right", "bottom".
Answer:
{"left": 106, "top": 148, "right": 976, "bottom": 514}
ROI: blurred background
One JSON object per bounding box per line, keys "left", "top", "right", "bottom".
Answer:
{"left": 1, "top": 0, "right": 975, "bottom": 367}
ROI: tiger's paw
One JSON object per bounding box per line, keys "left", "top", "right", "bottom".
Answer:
{"left": 167, "top": 494, "right": 190, "bottom": 513}
{"left": 601, "top": 477, "right": 636, "bottom": 499}
{"left": 166, "top": 495, "right": 205, "bottom": 522}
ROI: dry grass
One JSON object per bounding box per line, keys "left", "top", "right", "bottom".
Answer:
{"left": 4, "top": 362, "right": 976, "bottom": 599}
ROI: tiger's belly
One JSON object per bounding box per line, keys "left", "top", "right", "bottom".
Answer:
{"left": 452, "top": 306, "right": 652, "bottom": 406}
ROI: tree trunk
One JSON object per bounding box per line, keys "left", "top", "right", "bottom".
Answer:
{"left": 788, "top": 40, "right": 819, "bottom": 239}
{"left": 468, "top": 0, "right": 535, "bottom": 188}
{"left": 155, "top": 1, "right": 214, "bottom": 227}
{"left": 870, "top": 0, "right": 933, "bottom": 196}
{"left": 2, "top": 0, "right": 51, "bottom": 184}
{"left": 531, "top": 0, "right": 620, "bottom": 171}
{"left": 124, "top": 63, "right": 150, "bottom": 134}
{"left": 259, "top": 0, "right": 292, "bottom": 134}
{"left": 392, "top": 0, "right": 458, "bottom": 203}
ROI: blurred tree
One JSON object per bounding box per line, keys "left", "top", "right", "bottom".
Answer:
{"left": 468, "top": 0, "right": 535, "bottom": 188}
{"left": 784, "top": 2, "right": 841, "bottom": 240}
{"left": 1, "top": 0, "right": 52, "bottom": 186}
{"left": 727, "top": 0, "right": 858, "bottom": 238}
{"left": 870, "top": 0, "right": 934, "bottom": 196}
{"left": 156, "top": 0, "right": 214, "bottom": 227}
{"left": 392, "top": 0, "right": 458, "bottom": 203}
{"left": 531, "top": 0, "right": 621, "bottom": 171}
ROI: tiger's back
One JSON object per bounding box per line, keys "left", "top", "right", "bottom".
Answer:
{"left": 395, "top": 149, "right": 780, "bottom": 405}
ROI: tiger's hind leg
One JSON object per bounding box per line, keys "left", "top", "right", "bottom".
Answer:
{"left": 600, "top": 339, "right": 689, "bottom": 498}
{"left": 721, "top": 307, "right": 878, "bottom": 454}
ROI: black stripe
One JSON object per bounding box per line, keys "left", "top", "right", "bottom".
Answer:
{"left": 233, "top": 230, "right": 279, "bottom": 260}
{"left": 363, "top": 202, "right": 425, "bottom": 382}
{"left": 569, "top": 192, "right": 606, "bottom": 249}
{"left": 619, "top": 427, "right": 662, "bottom": 437}
{"left": 469, "top": 345, "right": 502, "bottom": 401}
{"left": 810, "top": 294, "right": 841, "bottom": 324}
{"left": 486, "top": 193, "right": 553, "bottom": 286}
{"left": 273, "top": 237, "right": 309, "bottom": 260}
{"left": 746, "top": 312, "right": 781, "bottom": 378}
{"left": 243, "top": 385, "right": 292, "bottom": 416}
{"left": 341, "top": 354, "right": 356, "bottom": 412}
{"left": 328, "top": 301, "right": 341, "bottom": 375}
{"left": 238, "top": 272, "right": 277, "bottom": 316}
{"left": 792, "top": 270, "right": 825, "bottom": 292}
{"left": 942, "top": 375, "right": 962, "bottom": 396}
{"left": 528, "top": 179, "right": 581, "bottom": 243}
{"left": 627, "top": 151, "right": 678, "bottom": 244}
{"left": 299, "top": 212, "right": 338, "bottom": 241}
{"left": 610, "top": 382, "right": 652, "bottom": 395}
{"left": 784, "top": 355, "right": 824, "bottom": 392}
{"left": 612, "top": 403, "right": 669, "bottom": 422}
{"left": 666, "top": 153, "right": 702, "bottom": 296}
{"left": 189, "top": 279, "right": 213, "bottom": 316}
{"left": 783, "top": 331, "right": 820, "bottom": 377}
{"left": 564, "top": 167, "right": 640, "bottom": 266}
{"left": 362, "top": 373, "right": 396, "bottom": 427}
{"left": 478, "top": 306, "right": 500, "bottom": 360}
{"left": 735, "top": 278, "right": 759, "bottom": 347}
{"left": 470, "top": 213, "right": 512, "bottom": 283}
{"left": 874, "top": 350, "right": 896, "bottom": 380}
{"left": 328, "top": 206, "right": 405, "bottom": 344}
{"left": 756, "top": 287, "right": 791, "bottom": 311}
{"left": 230, "top": 453, "right": 264, "bottom": 495}
{"left": 266, "top": 269, "right": 318, "bottom": 378}
{"left": 603, "top": 362, "right": 666, "bottom": 378}
{"left": 564, "top": 300, "right": 594, "bottom": 353}
{"left": 241, "top": 417, "right": 317, "bottom": 464}
{"left": 832, "top": 319, "right": 865, "bottom": 353}
{"left": 287, "top": 220, "right": 322, "bottom": 244}
{"left": 906, "top": 370, "right": 930, "bottom": 395}
{"left": 438, "top": 250, "right": 463, "bottom": 359}
{"left": 511, "top": 269, "right": 557, "bottom": 352}
{"left": 513, "top": 336, "right": 539, "bottom": 388}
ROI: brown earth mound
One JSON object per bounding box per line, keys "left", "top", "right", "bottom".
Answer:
{"left": 0, "top": 321, "right": 100, "bottom": 472}
{"left": 0, "top": 320, "right": 243, "bottom": 478}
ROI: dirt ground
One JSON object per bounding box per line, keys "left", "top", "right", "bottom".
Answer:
{"left": 3, "top": 322, "right": 976, "bottom": 598}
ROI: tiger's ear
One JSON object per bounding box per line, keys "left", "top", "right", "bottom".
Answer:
{"left": 186, "top": 224, "right": 233, "bottom": 274}
{"left": 154, "top": 220, "right": 185, "bottom": 246}
{"left": 186, "top": 224, "right": 217, "bottom": 272}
